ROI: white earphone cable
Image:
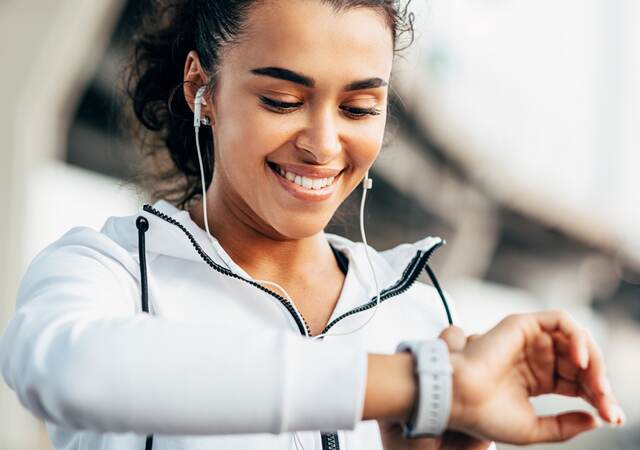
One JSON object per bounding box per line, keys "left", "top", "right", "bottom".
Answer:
{"left": 195, "top": 127, "right": 215, "bottom": 246}
{"left": 194, "top": 88, "right": 218, "bottom": 253}
{"left": 311, "top": 173, "right": 380, "bottom": 340}
{"left": 195, "top": 112, "right": 380, "bottom": 340}
{"left": 194, "top": 87, "right": 380, "bottom": 450}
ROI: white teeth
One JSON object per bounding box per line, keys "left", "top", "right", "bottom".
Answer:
{"left": 273, "top": 164, "right": 338, "bottom": 190}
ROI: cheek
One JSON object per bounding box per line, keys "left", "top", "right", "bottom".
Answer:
{"left": 214, "top": 97, "right": 292, "bottom": 176}
{"left": 343, "top": 119, "right": 386, "bottom": 169}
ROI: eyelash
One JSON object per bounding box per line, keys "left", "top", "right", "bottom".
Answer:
{"left": 259, "top": 96, "right": 382, "bottom": 119}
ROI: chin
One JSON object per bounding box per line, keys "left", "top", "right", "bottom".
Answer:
{"left": 268, "top": 212, "right": 333, "bottom": 240}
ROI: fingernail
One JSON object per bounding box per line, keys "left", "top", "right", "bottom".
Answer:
{"left": 580, "top": 347, "right": 589, "bottom": 369}
{"left": 609, "top": 404, "right": 626, "bottom": 427}
{"left": 615, "top": 406, "right": 626, "bottom": 427}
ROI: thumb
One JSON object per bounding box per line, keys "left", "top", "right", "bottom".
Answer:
{"left": 531, "top": 411, "right": 601, "bottom": 443}
{"left": 439, "top": 326, "right": 467, "bottom": 352}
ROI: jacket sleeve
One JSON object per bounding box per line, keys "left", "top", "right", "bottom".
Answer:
{"left": 0, "top": 233, "right": 368, "bottom": 435}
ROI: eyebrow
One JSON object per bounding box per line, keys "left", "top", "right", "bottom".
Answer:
{"left": 250, "top": 66, "right": 388, "bottom": 91}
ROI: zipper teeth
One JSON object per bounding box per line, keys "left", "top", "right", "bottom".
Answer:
{"left": 321, "top": 431, "right": 340, "bottom": 450}
{"left": 320, "top": 242, "right": 443, "bottom": 335}
{"left": 142, "top": 204, "right": 312, "bottom": 336}
{"left": 143, "top": 205, "right": 440, "bottom": 450}
{"left": 142, "top": 204, "right": 442, "bottom": 338}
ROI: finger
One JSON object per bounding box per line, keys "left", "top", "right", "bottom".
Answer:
{"left": 551, "top": 332, "right": 582, "bottom": 382}
{"left": 554, "top": 379, "right": 596, "bottom": 406}
{"left": 534, "top": 310, "right": 589, "bottom": 370}
{"left": 561, "top": 327, "right": 625, "bottom": 425}
{"left": 579, "top": 374, "right": 625, "bottom": 426}
{"left": 554, "top": 378, "right": 579, "bottom": 397}
{"left": 577, "top": 330, "right": 617, "bottom": 405}
{"left": 553, "top": 328, "right": 624, "bottom": 425}
{"left": 551, "top": 330, "right": 571, "bottom": 355}
{"left": 557, "top": 356, "right": 580, "bottom": 382}
{"left": 555, "top": 359, "right": 623, "bottom": 426}
{"left": 439, "top": 326, "right": 467, "bottom": 352}
{"left": 526, "top": 331, "right": 555, "bottom": 394}
{"left": 530, "top": 411, "right": 601, "bottom": 443}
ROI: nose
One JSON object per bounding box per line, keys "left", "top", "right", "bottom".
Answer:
{"left": 295, "top": 109, "right": 342, "bottom": 164}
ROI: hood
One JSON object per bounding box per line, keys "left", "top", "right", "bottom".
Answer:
{"left": 100, "top": 200, "right": 444, "bottom": 297}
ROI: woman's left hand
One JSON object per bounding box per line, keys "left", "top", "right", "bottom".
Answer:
{"left": 378, "top": 327, "right": 492, "bottom": 450}
{"left": 377, "top": 420, "right": 491, "bottom": 450}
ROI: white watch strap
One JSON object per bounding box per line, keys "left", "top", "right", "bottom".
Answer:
{"left": 396, "top": 339, "right": 453, "bottom": 438}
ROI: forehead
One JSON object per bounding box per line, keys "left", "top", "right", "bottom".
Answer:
{"left": 222, "top": 0, "right": 394, "bottom": 86}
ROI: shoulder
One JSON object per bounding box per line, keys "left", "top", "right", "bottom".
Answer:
{"left": 31, "top": 214, "right": 141, "bottom": 279}
{"left": 17, "top": 214, "right": 144, "bottom": 311}
{"left": 329, "top": 232, "right": 442, "bottom": 262}
{"left": 327, "top": 232, "right": 455, "bottom": 328}
{"left": 326, "top": 232, "right": 446, "bottom": 290}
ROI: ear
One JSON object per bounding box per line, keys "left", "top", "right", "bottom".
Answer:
{"left": 183, "top": 50, "right": 211, "bottom": 116}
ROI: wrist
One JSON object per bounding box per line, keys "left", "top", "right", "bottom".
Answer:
{"left": 363, "top": 353, "right": 417, "bottom": 422}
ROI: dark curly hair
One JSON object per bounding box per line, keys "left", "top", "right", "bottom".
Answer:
{"left": 126, "top": 0, "right": 415, "bottom": 209}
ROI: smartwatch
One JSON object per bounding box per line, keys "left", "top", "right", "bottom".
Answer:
{"left": 396, "top": 339, "right": 453, "bottom": 438}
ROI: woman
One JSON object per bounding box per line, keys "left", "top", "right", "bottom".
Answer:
{"left": 0, "top": 1, "right": 624, "bottom": 449}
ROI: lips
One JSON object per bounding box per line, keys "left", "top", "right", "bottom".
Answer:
{"left": 268, "top": 162, "right": 338, "bottom": 190}
{"left": 267, "top": 162, "right": 343, "bottom": 202}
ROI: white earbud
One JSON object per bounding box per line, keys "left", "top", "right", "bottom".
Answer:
{"left": 193, "top": 85, "right": 221, "bottom": 269}
{"left": 194, "top": 86, "right": 210, "bottom": 128}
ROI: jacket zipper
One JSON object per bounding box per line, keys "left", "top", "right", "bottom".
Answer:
{"left": 142, "top": 204, "right": 443, "bottom": 450}
{"left": 320, "top": 240, "right": 443, "bottom": 335}
{"left": 142, "top": 205, "right": 312, "bottom": 336}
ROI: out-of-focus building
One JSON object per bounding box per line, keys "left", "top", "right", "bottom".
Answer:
{"left": 0, "top": 1, "right": 638, "bottom": 449}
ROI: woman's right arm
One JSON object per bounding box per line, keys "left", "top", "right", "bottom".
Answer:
{"left": 0, "top": 230, "right": 623, "bottom": 444}
{"left": 364, "top": 353, "right": 416, "bottom": 422}
{"left": 0, "top": 232, "right": 376, "bottom": 435}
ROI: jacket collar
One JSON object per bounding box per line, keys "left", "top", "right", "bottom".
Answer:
{"left": 108, "top": 200, "right": 443, "bottom": 298}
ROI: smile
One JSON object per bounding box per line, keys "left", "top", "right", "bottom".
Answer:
{"left": 267, "top": 162, "right": 343, "bottom": 202}
{"left": 268, "top": 163, "right": 337, "bottom": 190}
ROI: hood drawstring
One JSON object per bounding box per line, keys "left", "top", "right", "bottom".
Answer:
{"left": 424, "top": 264, "right": 454, "bottom": 326}
{"left": 134, "top": 214, "right": 450, "bottom": 449}
{"left": 135, "top": 216, "right": 154, "bottom": 450}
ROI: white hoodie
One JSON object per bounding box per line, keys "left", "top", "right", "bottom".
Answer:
{"left": 0, "top": 199, "right": 456, "bottom": 450}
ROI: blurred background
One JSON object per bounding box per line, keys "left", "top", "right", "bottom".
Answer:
{"left": 0, "top": 0, "right": 639, "bottom": 449}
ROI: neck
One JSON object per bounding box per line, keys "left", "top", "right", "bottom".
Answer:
{"left": 188, "top": 191, "right": 336, "bottom": 283}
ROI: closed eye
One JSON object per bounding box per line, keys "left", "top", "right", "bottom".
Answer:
{"left": 340, "top": 105, "right": 382, "bottom": 118}
{"left": 259, "top": 96, "right": 382, "bottom": 119}
{"left": 259, "top": 96, "right": 303, "bottom": 111}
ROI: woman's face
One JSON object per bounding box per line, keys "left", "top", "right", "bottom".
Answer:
{"left": 206, "top": 0, "right": 393, "bottom": 239}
